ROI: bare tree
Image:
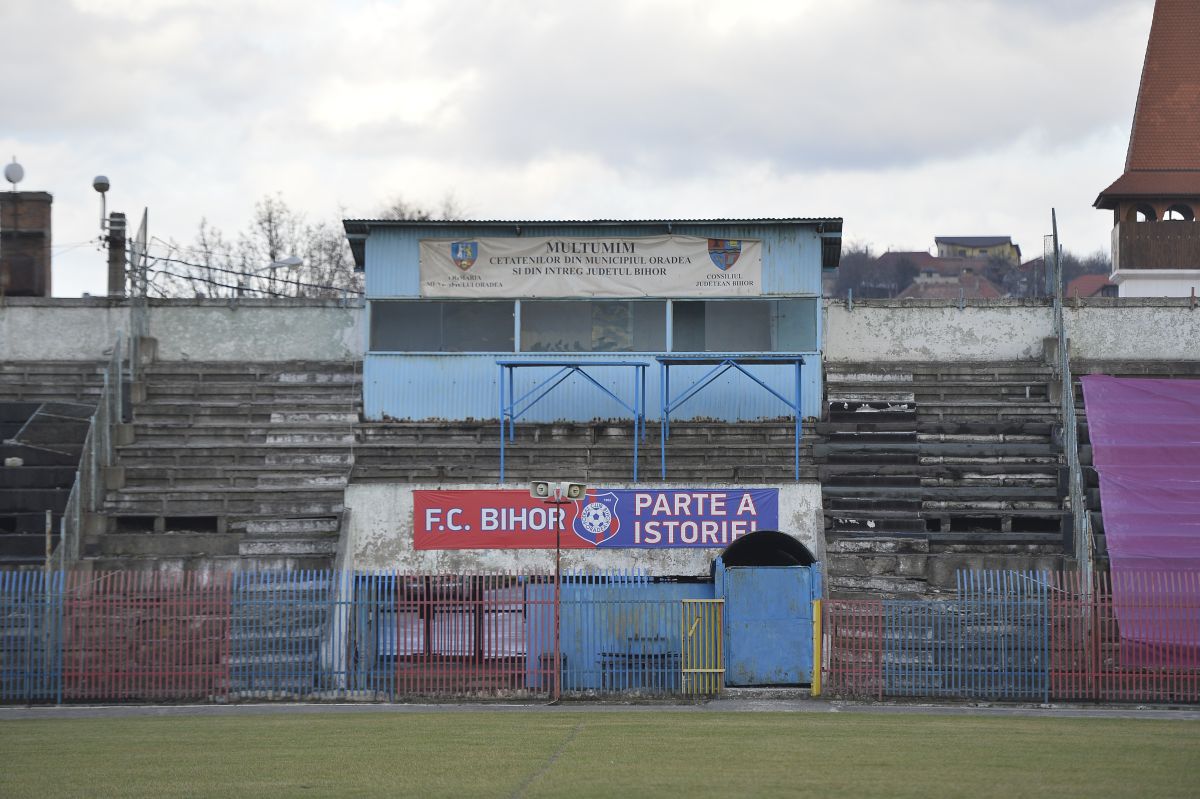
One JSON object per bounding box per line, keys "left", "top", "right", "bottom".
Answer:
{"left": 378, "top": 193, "right": 464, "bottom": 221}
{"left": 148, "top": 195, "right": 362, "bottom": 298}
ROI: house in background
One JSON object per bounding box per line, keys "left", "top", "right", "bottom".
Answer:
{"left": 935, "top": 236, "right": 1021, "bottom": 265}
{"left": 896, "top": 269, "right": 1004, "bottom": 300}
{"left": 1065, "top": 274, "right": 1117, "bottom": 299}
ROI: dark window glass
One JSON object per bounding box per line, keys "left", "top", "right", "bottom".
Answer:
{"left": 370, "top": 301, "right": 514, "bottom": 352}
{"left": 671, "top": 299, "right": 817, "bottom": 352}
{"left": 521, "top": 301, "right": 666, "bottom": 352}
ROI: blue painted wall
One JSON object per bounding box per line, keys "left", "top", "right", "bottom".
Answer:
{"left": 360, "top": 220, "right": 831, "bottom": 422}
{"left": 364, "top": 352, "right": 822, "bottom": 421}
{"left": 366, "top": 223, "right": 828, "bottom": 298}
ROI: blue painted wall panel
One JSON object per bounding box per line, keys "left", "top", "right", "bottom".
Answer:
{"left": 364, "top": 352, "right": 822, "bottom": 421}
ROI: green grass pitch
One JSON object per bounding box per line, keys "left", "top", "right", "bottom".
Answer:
{"left": 2, "top": 710, "right": 1197, "bottom": 798}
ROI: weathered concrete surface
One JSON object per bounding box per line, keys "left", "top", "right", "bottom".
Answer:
{"left": 344, "top": 482, "right": 822, "bottom": 575}
{"left": 0, "top": 298, "right": 363, "bottom": 362}
{"left": 1065, "top": 298, "right": 1200, "bottom": 360}
{"left": 824, "top": 297, "right": 1200, "bottom": 365}
{"left": 0, "top": 299, "right": 129, "bottom": 360}
{"left": 150, "top": 301, "right": 362, "bottom": 361}
{"left": 823, "top": 299, "right": 1053, "bottom": 363}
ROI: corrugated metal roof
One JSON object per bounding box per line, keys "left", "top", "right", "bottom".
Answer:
{"left": 345, "top": 217, "right": 841, "bottom": 228}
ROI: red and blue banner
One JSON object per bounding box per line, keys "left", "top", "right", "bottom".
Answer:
{"left": 413, "top": 488, "right": 778, "bottom": 550}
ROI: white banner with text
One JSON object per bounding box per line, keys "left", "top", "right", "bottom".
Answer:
{"left": 419, "top": 235, "right": 763, "bottom": 298}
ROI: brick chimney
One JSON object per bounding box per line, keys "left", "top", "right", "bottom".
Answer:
{"left": 0, "top": 191, "right": 53, "bottom": 297}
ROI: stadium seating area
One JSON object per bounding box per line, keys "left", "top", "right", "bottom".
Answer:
{"left": 0, "top": 361, "right": 103, "bottom": 567}
{"left": 95, "top": 361, "right": 360, "bottom": 571}
{"left": 819, "top": 361, "right": 1069, "bottom": 597}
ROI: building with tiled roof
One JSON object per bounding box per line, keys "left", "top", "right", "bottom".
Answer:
{"left": 896, "top": 271, "right": 1004, "bottom": 301}
{"left": 1095, "top": 0, "right": 1200, "bottom": 297}
{"left": 1065, "top": 273, "right": 1117, "bottom": 299}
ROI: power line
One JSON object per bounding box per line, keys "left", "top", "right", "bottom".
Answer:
{"left": 143, "top": 266, "right": 290, "bottom": 297}
{"left": 143, "top": 238, "right": 363, "bottom": 294}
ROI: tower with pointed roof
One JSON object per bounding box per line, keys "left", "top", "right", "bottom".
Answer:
{"left": 1095, "top": 0, "right": 1200, "bottom": 297}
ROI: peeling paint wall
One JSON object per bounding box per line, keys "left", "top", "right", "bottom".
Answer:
{"left": 343, "top": 481, "right": 823, "bottom": 575}
{"left": 1065, "top": 300, "right": 1200, "bottom": 360}
{"left": 0, "top": 298, "right": 364, "bottom": 362}
{"left": 0, "top": 300, "right": 129, "bottom": 360}
{"left": 824, "top": 299, "right": 1054, "bottom": 362}
{"left": 823, "top": 298, "right": 1200, "bottom": 364}
{"left": 149, "top": 302, "right": 363, "bottom": 361}
{"left": 7, "top": 297, "right": 1198, "bottom": 368}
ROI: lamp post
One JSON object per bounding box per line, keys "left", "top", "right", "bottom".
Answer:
{"left": 240, "top": 255, "right": 303, "bottom": 297}
{"left": 531, "top": 480, "right": 586, "bottom": 702}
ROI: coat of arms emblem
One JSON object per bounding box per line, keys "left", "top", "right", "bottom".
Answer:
{"left": 450, "top": 241, "right": 478, "bottom": 271}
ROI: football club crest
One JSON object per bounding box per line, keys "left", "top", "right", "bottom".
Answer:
{"left": 572, "top": 491, "right": 621, "bottom": 546}
{"left": 707, "top": 239, "right": 742, "bottom": 270}
{"left": 450, "top": 241, "right": 479, "bottom": 271}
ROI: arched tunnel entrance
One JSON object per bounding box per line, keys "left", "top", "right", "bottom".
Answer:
{"left": 715, "top": 530, "right": 822, "bottom": 686}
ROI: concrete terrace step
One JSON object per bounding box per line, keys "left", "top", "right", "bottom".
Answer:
{"left": 827, "top": 362, "right": 1055, "bottom": 378}
{"left": 121, "top": 468, "right": 348, "bottom": 490}
{"left": 813, "top": 441, "right": 1059, "bottom": 457}
{"left": 819, "top": 463, "right": 1060, "bottom": 478}
{"left": 133, "top": 409, "right": 359, "bottom": 425}
{"left": 128, "top": 428, "right": 356, "bottom": 445}
{"left": 357, "top": 421, "right": 814, "bottom": 444}
{"left": 143, "top": 360, "right": 360, "bottom": 376}
{"left": 815, "top": 420, "right": 1056, "bottom": 435}
{"left": 821, "top": 484, "right": 1061, "bottom": 500}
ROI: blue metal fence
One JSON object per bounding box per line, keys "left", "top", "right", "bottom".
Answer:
{"left": 0, "top": 569, "right": 725, "bottom": 703}
{"left": 0, "top": 571, "right": 63, "bottom": 704}
{"left": 880, "top": 598, "right": 1048, "bottom": 701}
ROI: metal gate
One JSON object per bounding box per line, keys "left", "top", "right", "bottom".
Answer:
{"left": 681, "top": 599, "right": 724, "bottom": 695}
{"left": 721, "top": 565, "right": 817, "bottom": 685}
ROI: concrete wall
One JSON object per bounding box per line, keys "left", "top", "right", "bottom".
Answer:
{"left": 0, "top": 298, "right": 364, "bottom": 362}
{"left": 343, "top": 481, "right": 823, "bottom": 575}
{"left": 6, "top": 297, "right": 1198, "bottom": 367}
{"left": 1065, "top": 298, "right": 1200, "bottom": 360}
{"left": 824, "top": 298, "right": 1200, "bottom": 364}
{"left": 0, "top": 299, "right": 129, "bottom": 360}
{"left": 149, "top": 300, "right": 363, "bottom": 361}
{"left": 823, "top": 299, "right": 1054, "bottom": 362}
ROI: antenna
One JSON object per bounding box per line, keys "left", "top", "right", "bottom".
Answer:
{"left": 3, "top": 157, "right": 23, "bottom": 190}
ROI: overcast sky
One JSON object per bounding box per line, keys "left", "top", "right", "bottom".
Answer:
{"left": 2, "top": 0, "right": 1152, "bottom": 296}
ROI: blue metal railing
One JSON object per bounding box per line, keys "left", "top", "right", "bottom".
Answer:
{"left": 0, "top": 571, "right": 64, "bottom": 704}
{"left": 657, "top": 355, "right": 806, "bottom": 480}
{"left": 495, "top": 359, "right": 648, "bottom": 482}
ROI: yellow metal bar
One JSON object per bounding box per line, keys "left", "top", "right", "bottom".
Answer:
{"left": 812, "top": 599, "right": 822, "bottom": 697}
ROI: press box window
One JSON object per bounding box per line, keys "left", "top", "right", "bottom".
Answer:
{"left": 370, "top": 301, "right": 514, "bottom": 352}
{"left": 520, "top": 301, "right": 666, "bottom": 352}
{"left": 671, "top": 298, "right": 817, "bottom": 352}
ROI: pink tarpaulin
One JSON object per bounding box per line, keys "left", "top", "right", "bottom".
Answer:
{"left": 1080, "top": 375, "right": 1200, "bottom": 663}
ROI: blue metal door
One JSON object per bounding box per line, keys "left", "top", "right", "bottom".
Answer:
{"left": 722, "top": 566, "right": 815, "bottom": 685}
